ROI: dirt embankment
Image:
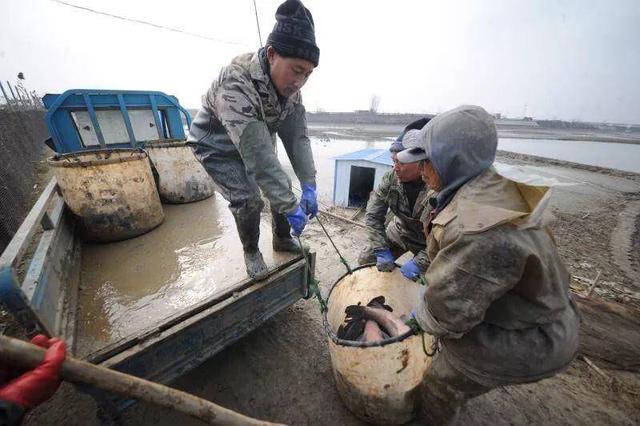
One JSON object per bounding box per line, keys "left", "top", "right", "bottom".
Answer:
{"left": 0, "top": 109, "right": 50, "bottom": 253}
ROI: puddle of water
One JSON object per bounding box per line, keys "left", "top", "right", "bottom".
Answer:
{"left": 76, "top": 193, "right": 295, "bottom": 357}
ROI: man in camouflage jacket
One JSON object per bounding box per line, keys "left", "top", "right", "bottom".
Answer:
{"left": 188, "top": 0, "right": 319, "bottom": 279}
{"left": 358, "top": 129, "right": 435, "bottom": 281}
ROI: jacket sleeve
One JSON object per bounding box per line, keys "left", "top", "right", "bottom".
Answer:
{"left": 211, "top": 70, "right": 297, "bottom": 214}
{"left": 413, "top": 189, "right": 436, "bottom": 272}
{"left": 416, "top": 226, "right": 526, "bottom": 338}
{"left": 413, "top": 249, "right": 430, "bottom": 273}
{"left": 364, "top": 172, "right": 393, "bottom": 251}
{"left": 0, "top": 400, "right": 24, "bottom": 426}
{"left": 277, "top": 101, "right": 317, "bottom": 187}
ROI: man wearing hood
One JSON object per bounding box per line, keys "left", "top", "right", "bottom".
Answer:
{"left": 187, "top": 0, "right": 319, "bottom": 280}
{"left": 358, "top": 125, "right": 435, "bottom": 280}
{"left": 397, "top": 105, "right": 580, "bottom": 423}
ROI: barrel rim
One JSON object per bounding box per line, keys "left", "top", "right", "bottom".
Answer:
{"left": 322, "top": 263, "right": 417, "bottom": 348}
{"left": 141, "top": 139, "right": 188, "bottom": 149}
{"left": 47, "top": 148, "right": 148, "bottom": 168}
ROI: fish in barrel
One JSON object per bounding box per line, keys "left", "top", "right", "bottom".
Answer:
{"left": 337, "top": 296, "right": 411, "bottom": 343}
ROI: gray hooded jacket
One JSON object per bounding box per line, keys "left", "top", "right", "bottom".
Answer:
{"left": 408, "top": 106, "right": 580, "bottom": 386}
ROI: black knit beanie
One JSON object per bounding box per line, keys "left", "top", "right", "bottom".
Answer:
{"left": 266, "top": 0, "right": 320, "bottom": 67}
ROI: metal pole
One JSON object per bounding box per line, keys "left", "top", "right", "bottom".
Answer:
{"left": 14, "top": 84, "right": 26, "bottom": 108}
{"left": 0, "top": 81, "right": 13, "bottom": 110}
{"left": 17, "top": 85, "right": 33, "bottom": 108}
{"left": 252, "top": 0, "right": 263, "bottom": 47}
{"left": 6, "top": 81, "right": 18, "bottom": 108}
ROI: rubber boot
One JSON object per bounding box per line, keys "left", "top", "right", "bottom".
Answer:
{"left": 243, "top": 250, "right": 268, "bottom": 280}
{"left": 271, "top": 208, "right": 308, "bottom": 253}
{"left": 232, "top": 203, "right": 268, "bottom": 280}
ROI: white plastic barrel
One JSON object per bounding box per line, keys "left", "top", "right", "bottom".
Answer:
{"left": 324, "top": 265, "right": 433, "bottom": 425}
{"left": 48, "top": 148, "right": 164, "bottom": 242}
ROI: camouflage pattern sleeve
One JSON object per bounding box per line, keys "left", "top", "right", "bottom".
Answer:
{"left": 211, "top": 66, "right": 298, "bottom": 214}
{"left": 364, "top": 170, "right": 394, "bottom": 251}
{"left": 277, "top": 101, "right": 317, "bottom": 187}
{"left": 209, "top": 66, "right": 261, "bottom": 147}
{"left": 413, "top": 249, "right": 430, "bottom": 273}
{"left": 414, "top": 190, "right": 437, "bottom": 272}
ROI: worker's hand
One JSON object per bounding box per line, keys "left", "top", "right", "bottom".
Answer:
{"left": 400, "top": 258, "right": 421, "bottom": 281}
{"left": 300, "top": 184, "right": 318, "bottom": 219}
{"left": 374, "top": 248, "right": 395, "bottom": 272}
{"left": 286, "top": 206, "right": 308, "bottom": 237}
{"left": 0, "top": 335, "right": 66, "bottom": 409}
{"left": 405, "top": 310, "right": 422, "bottom": 332}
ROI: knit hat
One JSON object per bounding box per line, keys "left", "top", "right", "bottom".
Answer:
{"left": 266, "top": 0, "right": 320, "bottom": 67}
{"left": 389, "top": 129, "right": 421, "bottom": 153}
{"left": 390, "top": 117, "right": 432, "bottom": 153}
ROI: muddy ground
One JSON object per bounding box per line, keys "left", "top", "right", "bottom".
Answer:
{"left": 13, "top": 148, "right": 639, "bottom": 425}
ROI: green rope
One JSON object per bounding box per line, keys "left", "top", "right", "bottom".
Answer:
{"left": 315, "top": 215, "right": 352, "bottom": 274}
{"left": 339, "top": 257, "right": 351, "bottom": 273}
{"left": 404, "top": 317, "right": 438, "bottom": 357}
{"left": 309, "top": 276, "right": 327, "bottom": 312}
{"left": 294, "top": 215, "right": 354, "bottom": 313}
{"left": 296, "top": 235, "right": 327, "bottom": 312}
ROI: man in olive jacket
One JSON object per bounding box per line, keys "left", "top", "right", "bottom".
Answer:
{"left": 188, "top": 0, "right": 319, "bottom": 280}
{"left": 397, "top": 105, "right": 580, "bottom": 424}
{"left": 358, "top": 129, "right": 435, "bottom": 281}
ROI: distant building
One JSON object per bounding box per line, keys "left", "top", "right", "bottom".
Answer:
{"left": 333, "top": 148, "right": 392, "bottom": 207}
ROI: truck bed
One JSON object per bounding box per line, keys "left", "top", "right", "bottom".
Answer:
{"left": 76, "top": 193, "right": 296, "bottom": 357}
{"left": 1, "top": 179, "right": 313, "bottom": 395}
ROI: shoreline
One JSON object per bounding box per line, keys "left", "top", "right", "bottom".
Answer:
{"left": 308, "top": 123, "right": 640, "bottom": 145}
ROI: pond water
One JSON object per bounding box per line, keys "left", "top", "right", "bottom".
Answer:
{"left": 498, "top": 138, "right": 640, "bottom": 174}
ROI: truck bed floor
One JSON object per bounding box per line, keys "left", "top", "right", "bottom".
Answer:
{"left": 75, "top": 194, "right": 295, "bottom": 357}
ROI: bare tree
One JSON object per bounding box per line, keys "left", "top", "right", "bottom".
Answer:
{"left": 369, "top": 94, "right": 381, "bottom": 114}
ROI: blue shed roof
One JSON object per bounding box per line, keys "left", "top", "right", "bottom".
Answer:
{"left": 334, "top": 148, "right": 393, "bottom": 166}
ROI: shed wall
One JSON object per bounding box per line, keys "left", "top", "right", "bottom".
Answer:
{"left": 333, "top": 160, "right": 392, "bottom": 207}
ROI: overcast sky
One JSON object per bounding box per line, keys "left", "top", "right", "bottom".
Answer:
{"left": 1, "top": 0, "right": 639, "bottom": 123}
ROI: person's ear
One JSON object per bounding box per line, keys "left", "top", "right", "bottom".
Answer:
{"left": 266, "top": 46, "right": 276, "bottom": 63}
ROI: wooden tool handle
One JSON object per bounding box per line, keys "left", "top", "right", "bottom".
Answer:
{"left": 0, "top": 335, "right": 284, "bottom": 426}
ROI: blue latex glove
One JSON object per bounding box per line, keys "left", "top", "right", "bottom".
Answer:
{"left": 374, "top": 248, "right": 395, "bottom": 272}
{"left": 286, "top": 206, "right": 307, "bottom": 237}
{"left": 300, "top": 184, "right": 318, "bottom": 219}
{"left": 400, "top": 258, "right": 421, "bottom": 281}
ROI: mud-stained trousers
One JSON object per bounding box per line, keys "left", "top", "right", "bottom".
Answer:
{"left": 358, "top": 220, "right": 425, "bottom": 265}
{"left": 419, "top": 349, "right": 494, "bottom": 425}
{"left": 192, "top": 148, "right": 292, "bottom": 252}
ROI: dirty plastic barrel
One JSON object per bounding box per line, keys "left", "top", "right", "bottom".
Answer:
{"left": 48, "top": 148, "right": 164, "bottom": 242}
{"left": 144, "top": 141, "right": 215, "bottom": 204}
{"left": 323, "top": 265, "right": 433, "bottom": 425}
